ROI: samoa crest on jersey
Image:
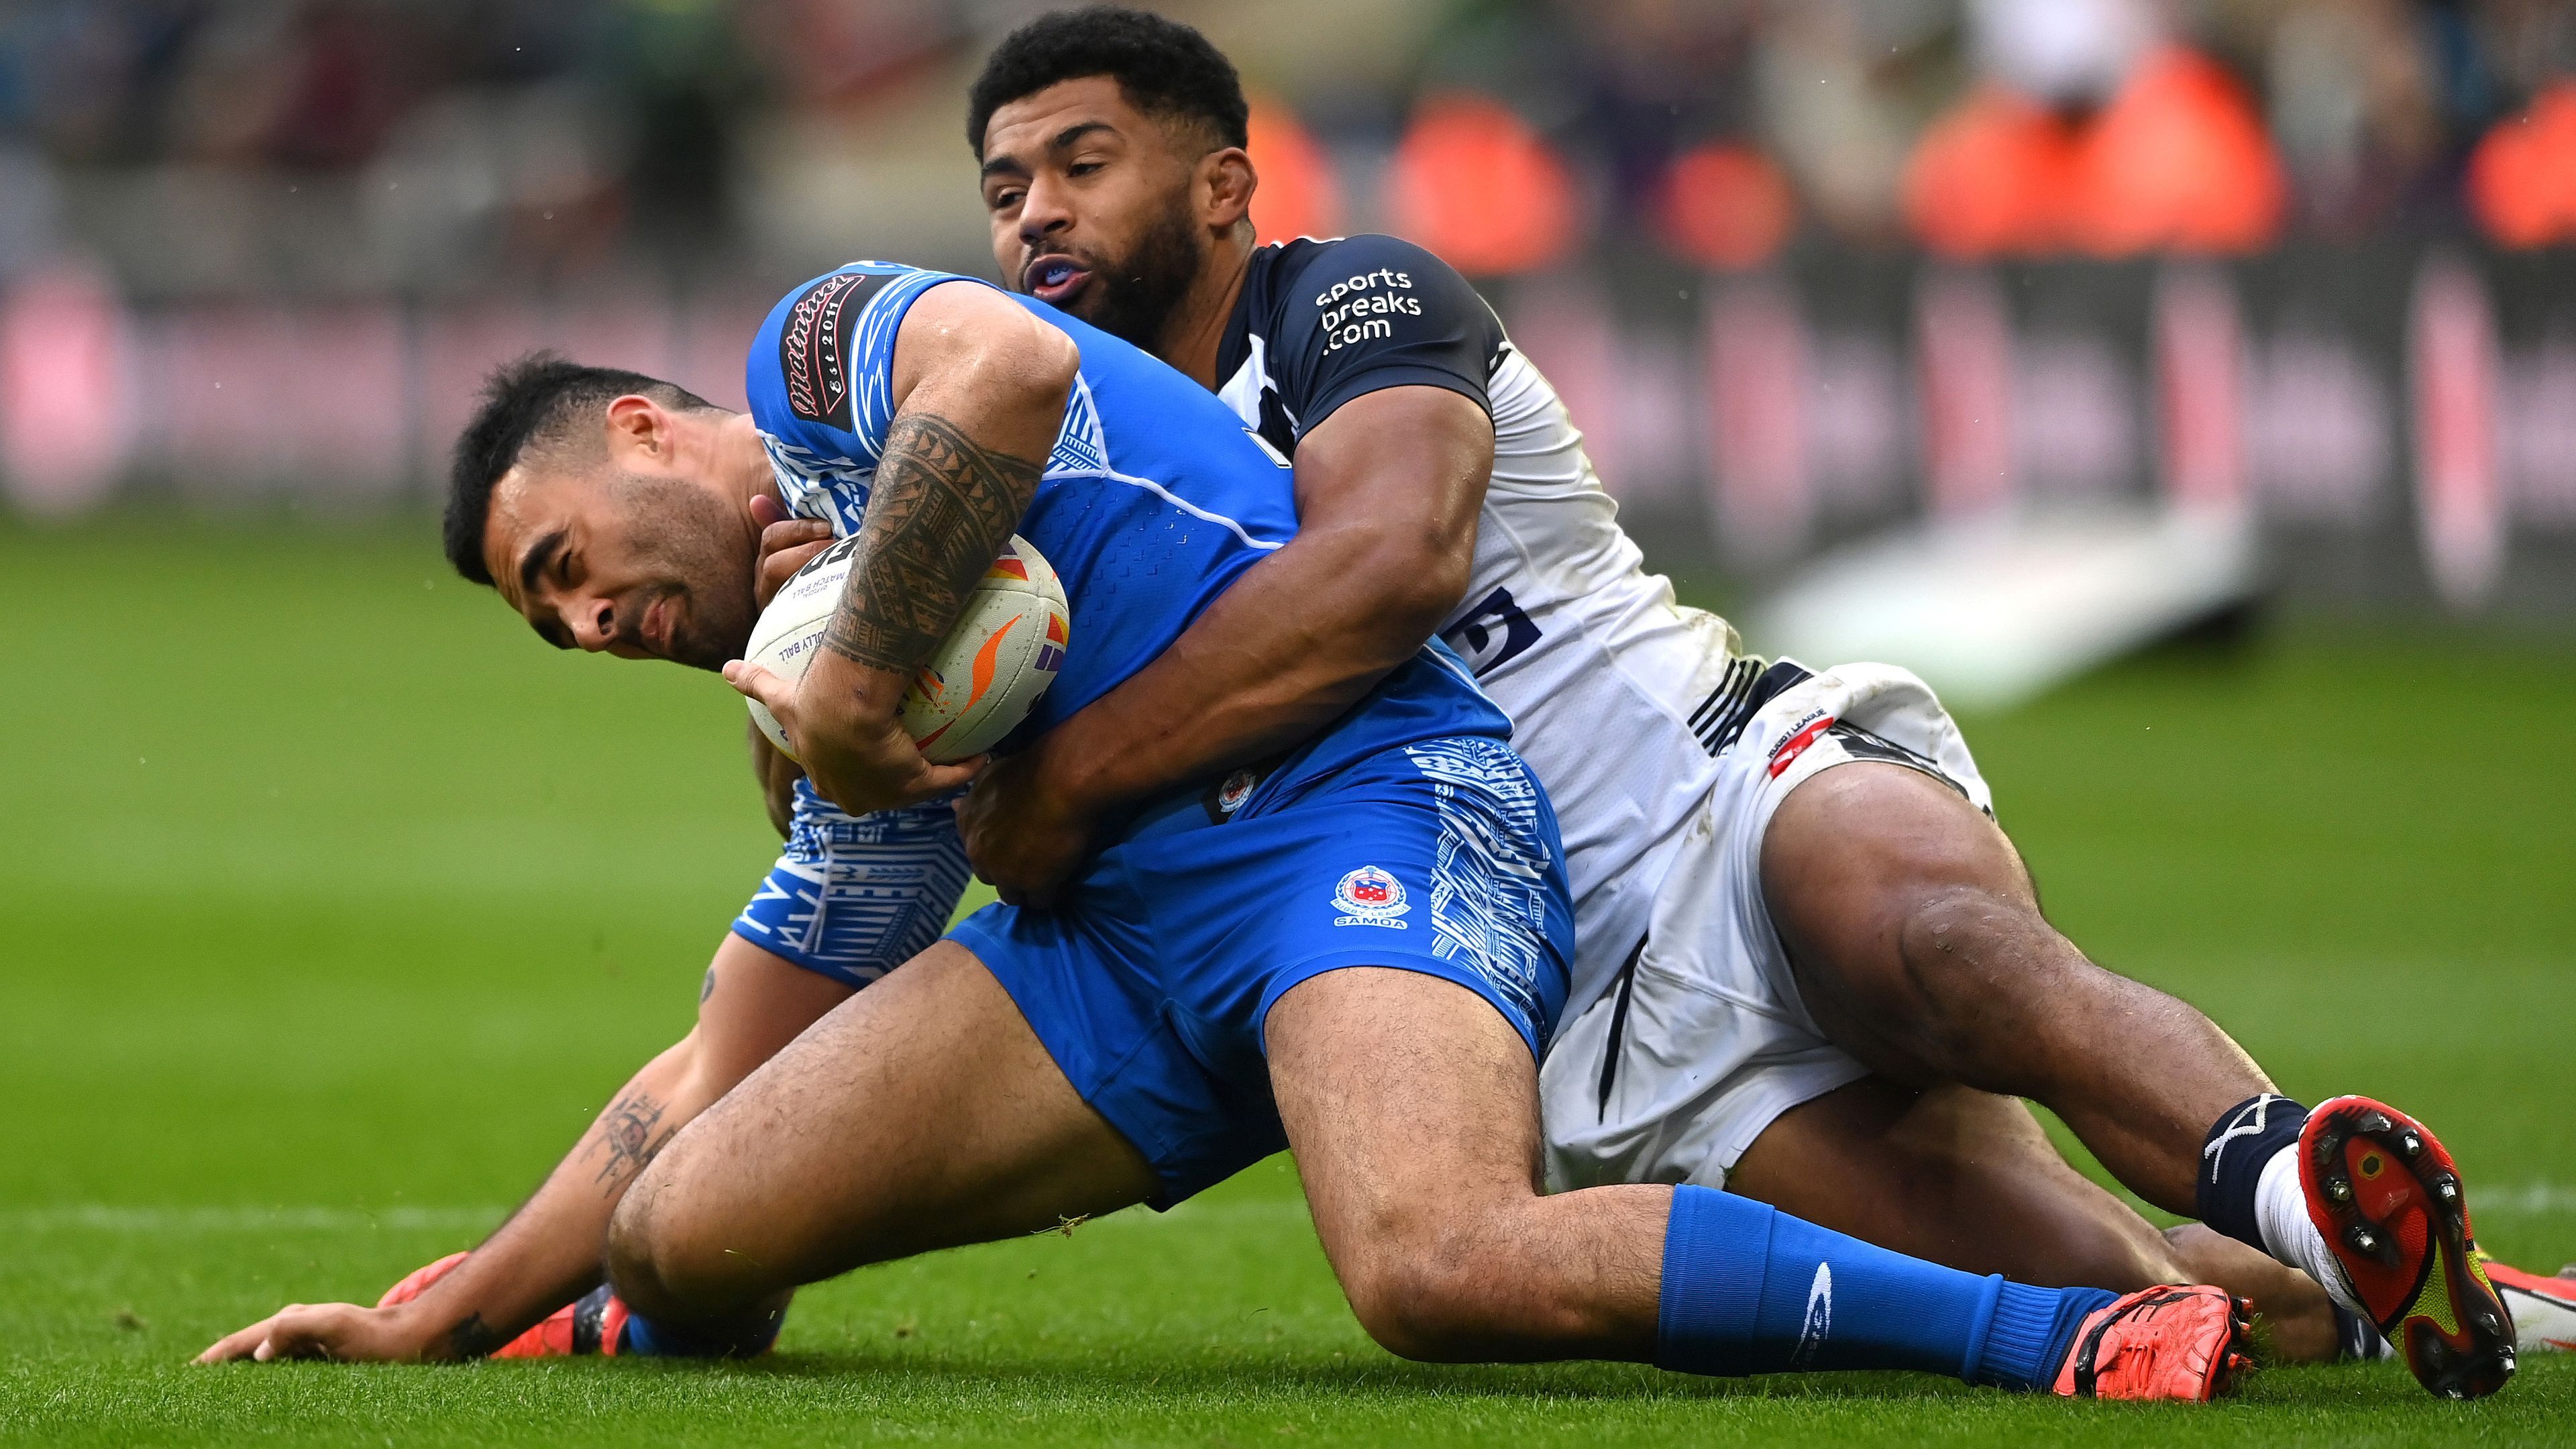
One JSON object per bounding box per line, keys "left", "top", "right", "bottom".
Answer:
{"left": 1332, "top": 866, "right": 1410, "bottom": 928}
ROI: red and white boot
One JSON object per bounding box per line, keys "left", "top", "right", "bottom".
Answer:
{"left": 2297, "top": 1096, "right": 2515, "bottom": 1399}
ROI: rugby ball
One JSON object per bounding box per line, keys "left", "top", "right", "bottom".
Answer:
{"left": 742, "top": 533, "right": 1070, "bottom": 764}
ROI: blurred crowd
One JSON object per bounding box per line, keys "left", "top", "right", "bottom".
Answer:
{"left": 3, "top": 0, "right": 2571, "bottom": 616}
{"left": 2, "top": 0, "right": 2573, "bottom": 294}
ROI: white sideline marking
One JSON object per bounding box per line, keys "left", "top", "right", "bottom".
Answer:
{"left": 2473, "top": 1183, "right": 2576, "bottom": 1215}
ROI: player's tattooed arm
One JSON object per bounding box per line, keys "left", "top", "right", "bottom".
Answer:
{"left": 820, "top": 412, "right": 1041, "bottom": 674}
{"left": 724, "top": 285, "right": 1067, "bottom": 812}
{"left": 580, "top": 1088, "right": 678, "bottom": 1197}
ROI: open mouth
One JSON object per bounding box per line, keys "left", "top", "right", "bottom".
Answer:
{"left": 1024, "top": 254, "right": 1093, "bottom": 305}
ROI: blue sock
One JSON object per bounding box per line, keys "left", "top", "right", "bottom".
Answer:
{"left": 2196, "top": 1093, "right": 2308, "bottom": 1252}
{"left": 1655, "top": 1184, "right": 2117, "bottom": 1390}
{"left": 616, "top": 1301, "right": 787, "bottom": 1358}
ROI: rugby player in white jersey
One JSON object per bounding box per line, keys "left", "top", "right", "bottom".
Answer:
{"left": 823, "top": 5, "right": 2558, "bottom": 1393}
{"left": 205, "top": 242, "right": 2263, "bottom": 1403}
{"left": 196, "top": 8, "right": 2567, "bottom": 1387}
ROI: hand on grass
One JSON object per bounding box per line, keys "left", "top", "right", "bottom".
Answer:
{"left": 196, "top": 1301, "right": 429, "bottom": 1364}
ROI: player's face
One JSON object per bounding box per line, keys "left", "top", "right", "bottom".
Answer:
{"left": 482, "top": 463, "right": 756, "bottom": 672}
{"left": 980, "top": 76, "right": 1209, "bottom": 347}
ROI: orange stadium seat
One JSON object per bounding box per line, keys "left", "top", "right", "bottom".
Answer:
{"left": 1385, "top": 92, "right": 1580, "bottom": 276}
{"left": 1246, "top": 96, "right": 1343, "bottom": 246}
{"left": 1654, "top": 142, "right": 1798, "bottom": 270}
{"left": 1902, "top": 87, "right": 2078, "bottom": 258}
{"left": 2467, "top": 80, "right": 2576, "bottom": 248}
{"left": 1903, "top": 47, "right": 2284, "bottom": 259}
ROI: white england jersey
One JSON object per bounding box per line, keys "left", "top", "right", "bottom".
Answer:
{"left": 1218, "top": 237, "right": 1760, "bottom": 1020}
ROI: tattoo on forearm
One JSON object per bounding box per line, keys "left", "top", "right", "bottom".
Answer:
{"left": 583, "top": 1089, "right": 678, "bottom": 1197}
{"left": 823, "top": 412, "right": 1041, "bottom": 673}
{"left": 448, "top": 1313, "right": 504, "bottom": 1359}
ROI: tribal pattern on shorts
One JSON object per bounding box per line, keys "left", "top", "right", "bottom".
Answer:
{"left": 1404, "top": 738, "right": 1555, "bottom": 1044}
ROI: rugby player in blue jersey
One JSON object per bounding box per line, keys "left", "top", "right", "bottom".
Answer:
{"left": 912, "top": 5, "right": 2537, "bottom": 1395}
{"left": 201, "top": 254, "right": 2253, "bottom": 1399}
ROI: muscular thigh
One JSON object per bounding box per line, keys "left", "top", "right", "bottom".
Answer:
{"left": 1759, "top": 761, "right": 2057, "bottom": 1081}
{"left": 1269, "top": 967, "right": 1666, "bottom": 1358}
{"left": 622, "top": 941, "right": 1157, "bottom": 1305}
{"left": 1270, "top": 968, "right": 1549, "bottom": 1230}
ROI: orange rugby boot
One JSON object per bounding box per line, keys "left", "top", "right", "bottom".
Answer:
{"left": 376, "top": 1251, "right": 628, "bottom": 1358}
{"left": 2483, "top": 1259, "right": 2576, "bottom": 1355}
{"left": 2051, "top": 1285, "right": 2253, "bottom": 1401}
{"left": 2300, "top": 1095, "right": 2514, "bottom": 1398}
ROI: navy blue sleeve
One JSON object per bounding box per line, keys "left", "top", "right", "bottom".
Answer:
{"left": 1267, "top": 236, "right": 1503, "bottom": 439}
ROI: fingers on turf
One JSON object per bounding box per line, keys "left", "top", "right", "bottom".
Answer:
{"left": 196, "top": 1311, "right": 289, "bottom": 1364}
{"left": 256, "top": 1305, "right": 350, "bottom": 1362}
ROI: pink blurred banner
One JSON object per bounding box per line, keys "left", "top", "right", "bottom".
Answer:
{"left": 3, "top": 249, "right": 2572, "bottom": 615}
{"left": 0, "top": 264, "right": 132, "bottom": 516}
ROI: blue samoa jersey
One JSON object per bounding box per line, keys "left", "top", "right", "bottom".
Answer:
{"left": 730, "top": 262, "right": 1508, "bottom": 988}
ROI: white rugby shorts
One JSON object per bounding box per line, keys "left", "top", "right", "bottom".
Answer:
{"left": 1538, "top": 660, "right": 1994, "bottom": 1193}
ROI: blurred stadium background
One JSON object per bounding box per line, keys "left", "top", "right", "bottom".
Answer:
{"left": 5, "top": 0, "right": 2576, "bottom": 642}
{"left": 5, "top": 3, "right": 2575, "bottom": 1438}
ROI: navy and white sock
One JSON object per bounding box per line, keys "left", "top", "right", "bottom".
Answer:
{"left": 2198, "top": 1093, "right": 2364, "bottom": 1317}
{"left": 1655, "top": 1184, "right": 2116, "bottom": 1390}
{"left": 2198, "top": 1093, "right": 2308, "bottom": 1249}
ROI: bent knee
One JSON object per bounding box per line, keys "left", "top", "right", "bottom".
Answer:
{"left": 604, "top": 1157, "right": 765, "bottom": 1322}
{"left": 1332, "top": 1212, "right": 1591, "bottom": 1362}
{"left": 603, "top": 1167, "right": 685, "bottom": 1318}
{"left": 1340, "top": 1250, "right": 1501, "bottom": 1362}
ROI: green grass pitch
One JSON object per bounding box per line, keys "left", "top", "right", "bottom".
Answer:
{"left": 2, "top": 518, "right": 2571, "bottom": 1444}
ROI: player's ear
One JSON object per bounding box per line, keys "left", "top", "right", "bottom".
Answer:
{"left": 1201, "top": 146, "right": 1256, "bottom": 231}
{"left": 602, "top": 394, "right": 667, "bottom": 462}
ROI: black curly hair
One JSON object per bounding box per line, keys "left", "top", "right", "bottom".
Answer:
{"left": 967, "top": 6, "right": 1248, "bottom": 160}
{"left": 443, "top": 353, "right": 707, "bottom": 586}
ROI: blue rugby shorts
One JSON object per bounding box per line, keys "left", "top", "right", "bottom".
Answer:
{"left": 949, "top": 734, "right": 1574, "bottom": 1205}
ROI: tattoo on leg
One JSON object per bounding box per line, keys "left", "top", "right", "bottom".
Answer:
{"left": 822, "top": 412, "right": 1042, "bottom": 673}
{"left": 447, "top": 1312, "right": 505, "bottom": 1359}
{"left": 584, "top": 1090, "right": 678, "bottom": 1196}
{"left": 701, "top": 967, "right": 717, "bottom": 1004}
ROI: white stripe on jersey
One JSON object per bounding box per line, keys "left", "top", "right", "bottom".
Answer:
{"left": 1046, "top": 464, "right": 1290, "bottom": 553}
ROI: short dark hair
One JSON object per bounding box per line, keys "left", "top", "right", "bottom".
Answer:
{"left": 443, "top": 354, "right": 707, "bottom": 586}
{"left": 966, "top": 6, "right": 1248, "bottom": 161}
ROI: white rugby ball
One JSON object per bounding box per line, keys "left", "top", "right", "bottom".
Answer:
{"left": 742, "top": 533, "right": 1070, "bottom": 765}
